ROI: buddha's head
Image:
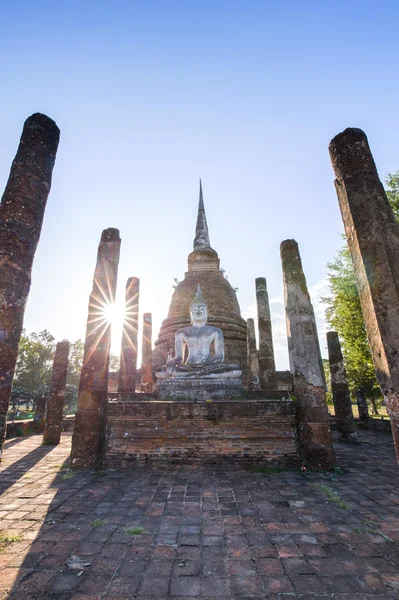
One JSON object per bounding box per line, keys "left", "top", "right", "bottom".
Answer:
{"left": 190, "top": 284, "right": 208, "bottom": 325}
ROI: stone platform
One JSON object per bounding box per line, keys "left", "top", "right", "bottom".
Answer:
{"left": 105, "top": 399, "right": 298, "bottom": 468}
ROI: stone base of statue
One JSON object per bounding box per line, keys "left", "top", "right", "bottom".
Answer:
{"left": 157, "top": 376, "right": 242, "bottom": 400}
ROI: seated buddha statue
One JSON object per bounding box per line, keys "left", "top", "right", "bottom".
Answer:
{"left": 155, "top": 285, "right": 241, "bottom": 380}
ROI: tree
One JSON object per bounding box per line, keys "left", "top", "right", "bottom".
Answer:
{"left": 322, "top": 169, "right": 399, "bottom": 412}
{"left": 66, "top": 339, "right": 84, "bottom": 387}
{"left": 322, "top": 247, "right": 381, "bottom": 410}
{"left": 386, "top": 171, "right": 399, "bottom": 220}
{"left": 14, "top": 330, "right": 55, "bottom": 392}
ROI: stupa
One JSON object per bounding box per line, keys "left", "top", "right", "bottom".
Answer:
{"left": 152, "top": 181, "right": 248, "bottom": 379}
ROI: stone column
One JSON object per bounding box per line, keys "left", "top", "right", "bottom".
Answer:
{"left": 327, "top": 331, "right": 357, "bottom": 442}
{"left": 356, "top": 389, "right": 369, "bottom": 425}
{"left": 43, "top": 341, "right": 69, "bottom": 445}
{"left": 0, "top": 114, "right": 60, "bottom": 459}
{"left": 246, "top": 318, "right": 259, "bottom": 390}
{"left": 141, "top": 313, "right": 153, "bottom": 393}
{"left": 118, "top": 277, "right": 140, "bottom": 394}
{"left": 255, "top": 277, "right": 277, "bottom": 389}
{"left": 34, "top": 395, "right": 47, "bottom": 432}
{"left": 281, "top": 240, "right": 335, "bottom": 470}
{"left": 329, "top": 128, "right": 399, "bottom": 461}
{"left": 71, "top": 228, "right": 121, "bottom": 468}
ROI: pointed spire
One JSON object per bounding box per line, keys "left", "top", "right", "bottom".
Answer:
{"left": 193, "top": 179, "right": 212, "bottom": 250}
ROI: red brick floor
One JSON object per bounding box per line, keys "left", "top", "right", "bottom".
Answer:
{"left": 0, "top": 430, "right": 398, "bottom": 599}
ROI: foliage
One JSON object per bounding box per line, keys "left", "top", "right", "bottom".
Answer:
{"left": 386, "top": 171, "right": 399, "bottom": 220}
{"left": 313, "top": 483, "right": 348, "bottom": 510}
{"left": 66, "top": 339, "right": 84, "bottom": 387}
{"left": 125, "top": 527, "right": 144, "bottom": 536}
{"left": 322, "top": 246, "right": 380, "bottom": 400}
{"left": 322, "top": 169, "right": 399, "bottom": 404}
{"left": 14, "top": 330, "right": 55, "bottom": 392}
{"left": 10, "top": 386, "right": 35, "bottom": 413}
{"left": 322, "top": 359, "right": 333, "bottom": 405}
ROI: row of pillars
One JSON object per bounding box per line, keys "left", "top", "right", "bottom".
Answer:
{"left": 245, "top": 241, "right": 360, "bottom": 468}
{"left": 0, "top": 115, "right": 399, "bottom": 466}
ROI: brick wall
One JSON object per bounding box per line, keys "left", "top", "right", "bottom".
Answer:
{"left": 105, "top": 399, "right": 299, "bottom": 468}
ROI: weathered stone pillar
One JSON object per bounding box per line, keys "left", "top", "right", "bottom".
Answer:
{"left": 247, "top": 318, "right": 259, "bottom": 390}
{"left": 329, "top": 128, "right": 399, "bottom": 461}
{"left": 43, "top": 341, "right": 69, "bottom": 445}
{"left": 34, "top": 395, "right": 47, "bottom": 432}
{"left": 327, "top": 331, "right": 357, "bottom": 442}
{"left": 281, "top": 240, "right": 335, "bottom": 470}
{"left": 118, "top": 277, "right": 140, "bottom": 394}
{"left": 141, "top": 313, "right": 153, "bottom": 393}
{"left": 0, "top": 114, "right": 60, "bottom": 459}
{"left": 255, "top": 277, "right": 277, "bottom": 389}
{"left": 71, "top": 229, "right": 121, "bottom": 468}
{"left": 356, "top": 389, "right": 369, "bottom": 425}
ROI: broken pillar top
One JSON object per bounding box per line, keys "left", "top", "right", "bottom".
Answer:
{"left": 126, "top": 276, "right": 139, "bottom": 288}
{"left": 100, "top": 228, "right": 120, "bottom": 243}
{"left": 255, "top": 277, "right": 267, "bottom": 290}
{"left": 22, "top": 113, "right": 60, "bottom": 152}
{"left": 329, "top": 127, "right": 378, "bottom": 181}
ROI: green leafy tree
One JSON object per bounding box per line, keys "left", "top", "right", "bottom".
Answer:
{"left": 386, "top": 171, "right": 399, "bottom": 219}
{"left": 323, "top": 169, "right": 399, "bottom": 413}
{"left": 66, "top": 339, "right": 84, "bottom": 387}
{"left": 322, "top": 247, "right": 381, "bottom": 411}
{"left": 14, "top": 330, "right": 55, "bottom": 392}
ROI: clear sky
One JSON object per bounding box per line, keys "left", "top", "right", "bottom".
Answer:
{"left": 1, "top": 0, "right": 399, "bottom": 368}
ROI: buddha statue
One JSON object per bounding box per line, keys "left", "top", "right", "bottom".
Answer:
{"left": 155, "top": 285, "right": 242, "bottom": 380}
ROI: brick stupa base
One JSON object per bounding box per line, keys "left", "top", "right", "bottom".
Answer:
{"left": 156, "top": 377, "right": 243, "bottom": 400}
{"left": 105, "top": 398, "right": 299, "bottom": 468}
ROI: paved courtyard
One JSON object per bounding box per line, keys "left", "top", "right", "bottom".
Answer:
{"left": 0, "top": 429, "right": 398, "bottom": 599}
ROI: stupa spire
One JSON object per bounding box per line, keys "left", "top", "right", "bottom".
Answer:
{"left": 193, "top": 179, "right": 212, "bottom": 250}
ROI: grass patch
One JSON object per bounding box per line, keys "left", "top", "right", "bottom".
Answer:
{"left": 352, "top": 519, "right": 392, "bottom": 540}
{"left": 125, "top": 527, "right": 144, "bottom": 536}
{"left": 249, "top": 465, "right": 289, "bottom": 474}
{"left": 91, "top": 519, "right": 108, "bottom": 528}
{"left": 60, "top": 468, "right": 75, "bottom": 481}
{"left": 0, "top": 532, "right": 22, "bottom": 553}
{"left": 313, "top": 483, "right": 348, "bottom": 509}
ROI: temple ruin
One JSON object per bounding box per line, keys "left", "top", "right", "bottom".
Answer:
{"left": 1, "top": 114, "right": 399, "bottom": 469}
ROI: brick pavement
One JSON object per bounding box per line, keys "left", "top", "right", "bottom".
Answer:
{"left": 0, "top": 430, "right": 398, "bottom": 599}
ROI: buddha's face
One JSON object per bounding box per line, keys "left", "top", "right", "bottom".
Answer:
{"left": 190, "top": 302, "right": 208, "bottom": 325}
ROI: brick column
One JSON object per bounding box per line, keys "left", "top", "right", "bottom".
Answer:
{"left": 329, "top": 128, "right": 399, "bottom": 462}
{"left": 327, "top": 331, "right": 357, "bottom": 442}
{"left": 255, "top": 277, "right": 276, "bottom": 389}
{"left": 141, "top": 313, "right": 153, "bottom": 393}
{"left": 118, "top": 277, "right": 140, "bottom": 394}
{"left": 246, "top": 318, "right": 259, "bottom": 390}
{"left": 43, "top": 341, "right": 69, "bottom": 445}
{"left": 71, "top": 228, "right": 121, "bottom": 468}
{"left": 356, "top": 389, "right": 369, "bottom": 425}
{"left": 0, "top": 114, "right": 60, "bottom": 459}
{"left": 281, "top": 239, "right": 335, "bottom": 470}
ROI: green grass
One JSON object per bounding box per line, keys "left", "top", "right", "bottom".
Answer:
{"left": 60, "top": 468, "right": 75, "bottom": 480}
{"left": 249, "top": 465, "right": 289, "bottom": 474}
{"left": 313, "top": 483, "right": 348, "bottom": 509}
{"left": 352, "top": 519, "right": 392, "bottom": 540}
{"left": 91, "top": 519, "right": 108, "bottom": 528}
{"left": 125, "top": 527, "right": 145, "bottom": 536}
{"left": 0, "top": 532, "right": 22, "bottom": 553}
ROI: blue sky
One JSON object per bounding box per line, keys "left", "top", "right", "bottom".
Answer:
{"left": 1, "top": 0, "right": 399, "bottom": 368}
